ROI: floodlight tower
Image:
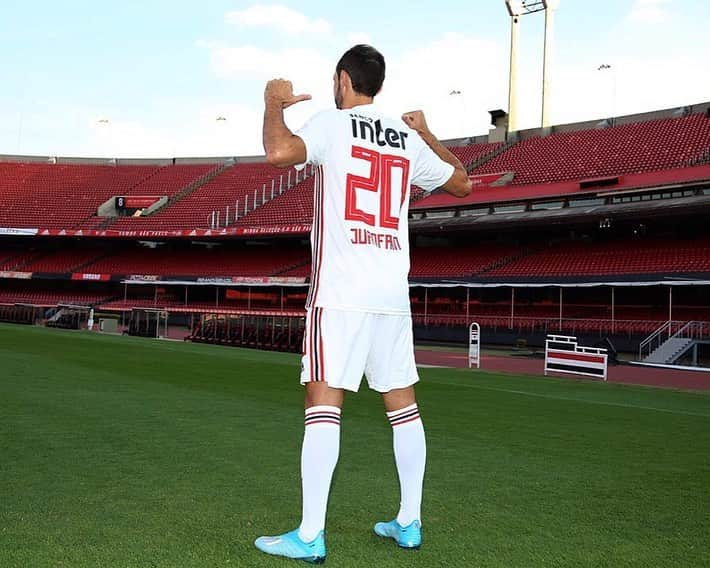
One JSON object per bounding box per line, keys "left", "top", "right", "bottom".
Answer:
{"left": 541, "top": 0, "right": 560, "bottom": 128}
{"left": 504, "top": 0, "right": 560, "bottom": 132}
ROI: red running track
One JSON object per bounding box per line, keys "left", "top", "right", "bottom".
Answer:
{"left": 415, "top": 350, "right": 710, "bottom": 391}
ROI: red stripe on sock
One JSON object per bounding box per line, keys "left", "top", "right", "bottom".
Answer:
{"left": 391, "top": 414, "right": 421, "bottom": 427}
{"left": 304, "top": 419, "right": 341, "bottom": 426}
{"left": 389, "top": 405, "right": 418, "bottom": 418}
{"left": 305, "top": 414, "right": 341, "bottom": 422}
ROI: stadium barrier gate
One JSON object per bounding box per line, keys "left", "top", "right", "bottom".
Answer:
{"left": 544, "top": 334, "right": 608, "bottom": 380}
{"left": 468, "top": 322, "right": 481, "bottom": 369}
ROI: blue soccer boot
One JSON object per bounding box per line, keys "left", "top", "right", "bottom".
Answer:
{"left": 373, "top": 518, "right": 422, "bottom": 549}
{"left": 254, "top": 528, "right": 326, "bottom": 564}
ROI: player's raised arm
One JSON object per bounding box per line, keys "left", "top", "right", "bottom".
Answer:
{"left": 402, "top": 110, "right": 472, "bottom": 197}
{"left": 263, "top": 79, "right": 312, "bottom": 168}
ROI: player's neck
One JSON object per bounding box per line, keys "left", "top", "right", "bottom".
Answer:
{"left": 340, "top": 94, "right": 374, "bottom": 110}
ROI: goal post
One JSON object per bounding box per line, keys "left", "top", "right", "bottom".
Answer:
{"left": 468, "top": 322, "right": 481, "bottom": 369}
{"left": 47, "top": 304, "right": 93, "bottom": 330}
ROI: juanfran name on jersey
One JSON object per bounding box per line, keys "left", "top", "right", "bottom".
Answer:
{"left": 350, "top": 227, "right": 402, "bottom": 250}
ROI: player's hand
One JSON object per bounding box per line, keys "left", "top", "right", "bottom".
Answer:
{"left": 264, "top": 79, "right": 312, "bottom": 109}
{"left": 402, "top": 110, "right": 431, "bottom": 135}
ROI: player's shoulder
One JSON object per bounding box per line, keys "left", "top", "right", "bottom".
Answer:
{"left": 373, "top": 109, "right": 426, "bottom": 149}
{"left": 306, "top": 107, "right": 341, "bottom": 125}
{"left": 296, "top": 109, "right": 337, "bottom": 137}
{"left": 355, "top": 106, "right": 403, "bottom": 128}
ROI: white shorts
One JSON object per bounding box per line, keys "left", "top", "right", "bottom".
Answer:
{"left": 300, "top": 307, "right": 419, "bottom": 393}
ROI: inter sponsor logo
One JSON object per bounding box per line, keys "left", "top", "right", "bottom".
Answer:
{"left": 350, "top": 116, "right": 408, "bottom": 150}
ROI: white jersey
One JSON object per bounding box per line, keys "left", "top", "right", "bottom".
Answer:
{"left": 296, "top": 103, "right": 454, "bottom": 314}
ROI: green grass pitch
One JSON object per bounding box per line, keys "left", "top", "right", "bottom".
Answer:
{"left": 1, "top": 323, "right": 709, "bottom": 567}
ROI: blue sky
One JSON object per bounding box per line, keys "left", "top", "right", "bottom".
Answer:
{"left": 0, "top": 0, "right": 708, "bottom": 157}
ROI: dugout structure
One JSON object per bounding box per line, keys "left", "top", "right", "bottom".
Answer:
{"left": 189, "top": 311, "right": 305, "bottom": 353}
{"left": 128, "top": 308, "right": 169, "bottom": 339}
{"left": 0, "top": 303, "right": 42, "bottom": 325}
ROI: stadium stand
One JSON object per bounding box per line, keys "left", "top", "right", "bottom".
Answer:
{"left": 4, "top": 236, "right": 710, "bottom": 280}
{"left": 110, "top": 162, "right": 292, "bottom": 230}
{"left": 448, "top": 142, "right": 503, "bottom": 168}
{"left": 410, "top": 244, "right": 521, "bottom": 278}
{"left": 80, "top": 163, "right": 218, "bottom": 228}
{"left": 2, "top": 102, "right": 710, "bottom": 353}
{"left": 484, "top": 238, "right": 710, "bottom": 278}
{"left": 81, "top": 246, "right": 309, "bottom": 277}
{"left": 237, "top": 176, "right": 315, "bottom": 227}
{"left": 17, "top": 250, "right": 106, "bottom": 273}
{"left": 0, "top": 289, "right": 110, "bottom": 306}
{"left": 0, "top": 162, "right": 217, "bottom": 229}
{"left": 241, "top": 114, "right": 710, "bottom": 227}
{"left": 0, "top": 250, "right": 42, "bottom": 270}
{"left": 473, "top": 112, "right": 710, "bottom": 185}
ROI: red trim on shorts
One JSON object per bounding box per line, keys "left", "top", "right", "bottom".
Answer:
{"left": 307, "top": 309, "right": 316, "bottom": 382}
{"left": 308, "top": 166, "right": 325, "bottom": 307}
{"left": 317, "top": 307, "right": 325, "bottom": 382}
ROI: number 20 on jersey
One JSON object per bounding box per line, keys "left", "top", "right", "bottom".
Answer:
{"left": 345, "top": 146, "right": 410, "bottom": 229}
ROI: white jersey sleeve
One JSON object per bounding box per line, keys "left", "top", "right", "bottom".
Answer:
{"left": 410, "top": 137, "right": 455, "bottom": 193}
{"left": 295, "top": 110, "right": 335, "bottom": 168}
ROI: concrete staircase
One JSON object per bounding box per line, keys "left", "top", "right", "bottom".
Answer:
{"left": 640, "top": 321, "right": 710, "bottom": 365}
{"left": 642, "top": 337, "right": 694, "bottom": 364}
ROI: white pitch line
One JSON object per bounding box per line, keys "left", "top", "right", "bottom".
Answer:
{"left": 428, "top": 380, "right": 710, "bottom": 419}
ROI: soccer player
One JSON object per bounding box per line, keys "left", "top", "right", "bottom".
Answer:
{"left": 255, "top": 44, "right": 472, "bottom": 563}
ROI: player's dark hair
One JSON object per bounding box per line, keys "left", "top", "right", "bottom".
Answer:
{"left": 336, "top": 45, "right": 385, "bottom": 97}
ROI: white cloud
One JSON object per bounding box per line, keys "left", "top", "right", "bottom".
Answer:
{"left": 7, "top": 20, "right": 708, "bottom": 160}
{"left": 70, "top": 108, "right": 251, "bottom": 159}
{"left": 194, "top": 38, "right": 218, "bottom": 49}
{"left": 208, "top": 45, "right": 330, "bottom": 83}
{"left": 187, "top": 104, "right": 264, "bottom": 156}
{"left": 225, "top": 4, "right": 332, "bottom": 35}
{"left": 540, "top": 47, "right": 710, "bottom": 128}
{"left": 87, "top": 117, "right": 176, "bottom": 158}
{"left": 379, "top": 33, "right": 508, "bottom": 139}
{"left": 204, "top": 42, "right": 335, "bottom": 130}
{"left": 628, "top": 0, "right": 672, "bottom": 24}
{"left": 346, "top": 32, "right": 373, "bottom": 46}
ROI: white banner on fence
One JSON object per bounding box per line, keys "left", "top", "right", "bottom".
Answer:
{"left": 544, "top": 334, "right": 608, "bottom": 380}
{"left": 0, "top": 227, "right": 38, "bottom": 236}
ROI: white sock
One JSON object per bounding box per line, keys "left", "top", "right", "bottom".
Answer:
{"left": 387, "top": 403, "right": 426, "bottom": 526}
{"left": 298, "top": 405, "right": 341, "bottom": 542}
